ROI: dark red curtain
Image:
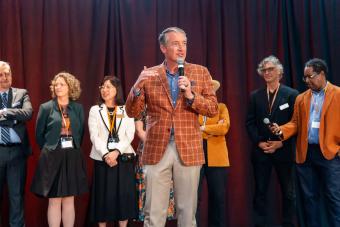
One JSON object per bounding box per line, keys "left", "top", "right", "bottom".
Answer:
{"left": 0, "top": 0, "right": 339, "bottom": 226}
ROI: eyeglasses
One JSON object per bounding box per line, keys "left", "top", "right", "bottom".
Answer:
{"left": 302, "top": 73, "right": 319, "bottom": 82}
{"left": 0, "top": 72, "right": 11, "bottom": 78}
{"left": 260, "top": 67, "right": 275, "bottom": 74}
{"left": 99, "top": 85, "right": 115, "bottom": 90}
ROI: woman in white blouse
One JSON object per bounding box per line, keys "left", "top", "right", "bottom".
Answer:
{"left": 88, "top": 76, "right": 136, "bottom": 227}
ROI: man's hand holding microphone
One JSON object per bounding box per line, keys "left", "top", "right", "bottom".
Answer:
{"left": 260, "top": 118, "right": 284, "bottom": 153}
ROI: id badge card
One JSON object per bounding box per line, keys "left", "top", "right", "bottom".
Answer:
{"left": 107, "top": 136, "right": 119, "bottom": 150}
{"left": 60, "top": 136, "right": 74, "bottom": 149}
{"left": 312, "top": 121, "right": 320, "bottom": 128}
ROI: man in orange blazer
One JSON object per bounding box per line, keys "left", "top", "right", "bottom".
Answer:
{"left": 271, "top": 58, "right": 340, "bottom": 227}
{"left": 125, "top": 27, "right": 218, "bottom": 227}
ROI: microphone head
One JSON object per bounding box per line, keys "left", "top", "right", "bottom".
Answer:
{"left": 263, "top": 118, "right": 270, "bottom": 125}
{"left": 177, "top": 58, "right": 184, "bottom": 68}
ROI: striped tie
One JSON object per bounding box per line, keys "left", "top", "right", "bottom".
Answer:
{"left": 1, "top": 93, "right": 10, "bottom": 144}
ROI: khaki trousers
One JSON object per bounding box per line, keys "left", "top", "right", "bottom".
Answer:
{"left": 143, "top": 140, "right": 201, "bottom": 227}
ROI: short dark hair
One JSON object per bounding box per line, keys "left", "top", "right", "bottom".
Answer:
{"left": 98, "top": 75, "right": 125, "bottom": 106}
{"left": 305, "top": 58, "right": 328, "bottom": 75}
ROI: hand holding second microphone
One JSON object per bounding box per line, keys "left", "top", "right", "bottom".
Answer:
{"left": 263, "top": 118, "right": 283, "bottom": 137}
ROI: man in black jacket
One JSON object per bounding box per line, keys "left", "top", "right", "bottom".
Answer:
{"left": 246, "top": 56, "right": 298, "bottom": 227}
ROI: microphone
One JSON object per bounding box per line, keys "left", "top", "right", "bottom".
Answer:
{"left": 177, "top": 58, "right": 186, "bottom": 90}
{"left": 177, "top": 58, "right": 184, "bottom": 76}
{"left": 263, "top": 118, "right": 273, "bottom": 126}
{"left": 263, "top": 118, "right": 282, "bottom": 137}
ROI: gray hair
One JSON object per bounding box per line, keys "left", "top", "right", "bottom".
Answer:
{"left": 0, "top": 61, "right": 11, "bottom": 71}
{"left": 158, "top": 27, "right": 187, "bottom": 46}
{"left": 257, "top": 55, "right": 284, "bottom": 75}
{"left": 0, "top": 61, "right": 12, "bottom": 75}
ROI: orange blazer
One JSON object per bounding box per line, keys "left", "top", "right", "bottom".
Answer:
{"left": 281, "top": 82, "right": 340, "bottom": 163}
{"left": 199, "top": 103, "right": 230, "bottom": 167}
{"left": 126, "top": 62, "right": 218, "bottom": 166}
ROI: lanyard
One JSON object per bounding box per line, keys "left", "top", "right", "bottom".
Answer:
{"left": 267, "top": 84, "right": 280, "bottom": 114}
{"left": 99, "top": 105, "right": 123, "bottom": 138}
{"left": 58, "top": 104, "right": 70, "bottom": 137}
{"left": 107, "top": 106, "right": 117, "bottom": 136}
{"left": 203, "top": 116, "right": 207, "bottom": 127}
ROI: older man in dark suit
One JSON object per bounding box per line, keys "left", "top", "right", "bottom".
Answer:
{"left": 0, "top": 61, "right": 33, "bottom": 227}
{"left": 246, "top": 56, "right": 299, "bottom": 227}
{"left": 126, "top": 27, "right": 218, "bottom": 227}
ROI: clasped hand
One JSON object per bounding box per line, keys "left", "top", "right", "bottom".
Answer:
{"left": 258, "top": 141, "right": 283, "bottom": 153}
{"left": 104, "top": 150, "right": 120, "bottom": 167}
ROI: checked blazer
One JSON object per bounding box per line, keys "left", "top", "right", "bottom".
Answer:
{"left": 126, "top": 62, "right": 218, "bottom": 166}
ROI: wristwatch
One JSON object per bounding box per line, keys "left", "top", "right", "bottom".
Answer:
{"left": 133, "top": 87, "right": 141, "bottom": 97}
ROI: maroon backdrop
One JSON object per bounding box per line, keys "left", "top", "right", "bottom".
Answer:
{"left": 0, "top": 0, "right": 339, "bottom": 226}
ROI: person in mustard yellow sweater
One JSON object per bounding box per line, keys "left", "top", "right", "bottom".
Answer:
{"left": 196, "top": 79, "right": 230, "bottom": 227}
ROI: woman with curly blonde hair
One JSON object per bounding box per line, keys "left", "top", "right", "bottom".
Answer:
{"left": 31, "top": 72, "right": 88, "bottom": 227}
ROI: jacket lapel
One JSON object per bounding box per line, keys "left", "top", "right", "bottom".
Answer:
{"left": 320, "top": 83, "right": 334, "bottom": 118}
{"left": 269, "top": 86, "right": 282, "bottom": 117}
{"left": 99, "top": 104, "right": 110, "bottom": 130}
{"left": 303, "top": 90, "right": 312, "bottom": 123}
{"left": 115, "top": 106, "right": 124, "bottom": 132}
{"left": 157, "top": 64, "right": 175, "bottom": 108}
{"left": 7, "top": 88, "right": 14, "bottom": 108}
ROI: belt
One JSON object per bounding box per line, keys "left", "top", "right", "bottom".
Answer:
{"left": 0, "top": 143, "right": 21, "bottom": 147}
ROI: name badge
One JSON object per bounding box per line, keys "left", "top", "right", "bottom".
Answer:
{"left": 279, "top": 103, "right": 289, "bottom": 110}
{"left": 60, "top": 136, "right": 74, "bottom": 149}
{"left": 107, "top": 136, "right": 119, "bottom": 150}
{"left": 312, "top": 121, "right": 320, "bottom": 128}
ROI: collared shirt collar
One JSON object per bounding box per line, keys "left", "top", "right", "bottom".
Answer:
{"left": 311, "top": 81, "right": 328, "bottom": 95}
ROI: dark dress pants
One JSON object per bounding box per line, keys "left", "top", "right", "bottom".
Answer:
{"left": 252, "top": 150, "right": 296, "bottom": 227}
{"left": 197, "top": 140, "right": 228, "bottom": 227}
{"left": 0, "top": 146, "right": 27, "bottom": 227}
{"left": 296, "top": 144, "right": 340, "bottom": 227}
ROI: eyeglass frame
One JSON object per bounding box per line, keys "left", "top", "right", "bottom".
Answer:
{"left": 260, "top": 66, "right": 276, "bottom": 74}
{"left": 302, "top": 73, "right": 319, "bottom": 82}
{"left": 99, "top": 85, "right": 115, "bottom": 90}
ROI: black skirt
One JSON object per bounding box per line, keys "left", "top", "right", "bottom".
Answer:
{"left": 89, "top": 157, "right": 137, "bottom": 222}
{"left": 30, "top": 144, "right": 88, "bottom": 198}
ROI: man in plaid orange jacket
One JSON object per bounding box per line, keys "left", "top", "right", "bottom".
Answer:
{"left": 126, "top": 27, "right": 218, "bottom": 227}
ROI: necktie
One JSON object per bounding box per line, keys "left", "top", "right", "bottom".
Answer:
{"left": 1, "top": 93, "right": 10, "bottom": 144}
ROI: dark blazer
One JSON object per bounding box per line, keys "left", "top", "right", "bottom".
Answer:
{"left": 35, "top": 99, "right": 84, "bottom": 150}
{"left": 246, "top": 84, "right": 299, "bottom": 161}
{"left": 0, "top": 87, "right": 33, "bottom": 155}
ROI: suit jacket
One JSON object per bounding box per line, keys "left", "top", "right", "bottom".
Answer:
{"left": 0, "top": 87, "right": 33, "bottom": 155}
{"left": 88, "top": 104, "right": 135, "bottom": 161}
{"left": 281, "top": 82, "right": 340, "bottom": 163}
{"left": 126, "top": 62, "right": 218, "bottom": 166}
{"left": 199, "top": 103, "right": 230, "bottom": 167}
{"left": 246, "top": 84, "right": 299, "bottom": 162}
{"left": 35, "top": 99, "right": 84, "bottom": 150}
